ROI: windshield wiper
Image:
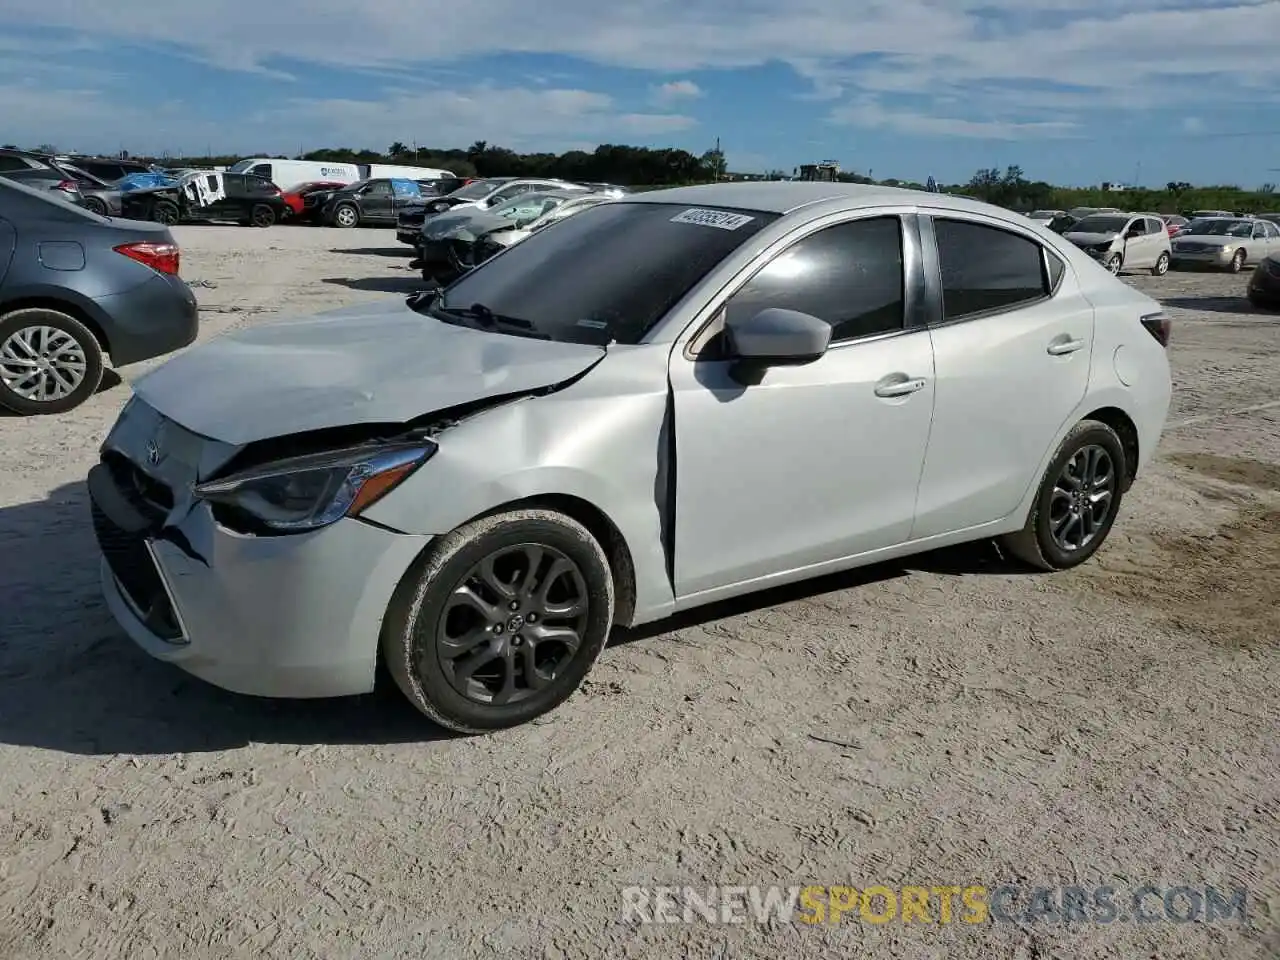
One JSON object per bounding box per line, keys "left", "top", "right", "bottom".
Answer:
{"left": 435, "top": 302, "right": 550, "bottom": 339}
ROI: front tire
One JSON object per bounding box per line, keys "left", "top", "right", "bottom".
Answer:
{"left": 384, "top": 509, "right": 615, "bottom": 733}
{"left": 1151, "top": 252, "right": 1170, "bottom": 276}
{"left": 0, "top": 308, "right": 104, "bottom": 415}
{"left": 1106, "top": 253, "right": 1123, "bottom": 275}
{"left": 1000, "top": 420, "right": 1127, "bottom": 571}
{"left": 1228, "top": 249, "right": 1246, "bottom": 273}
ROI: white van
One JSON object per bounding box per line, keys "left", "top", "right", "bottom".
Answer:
{"left": 228, "top": 158, "right": 362, "bottom": 188}
{"left": 363, "top": 163, "right": 455, "bottom": 181}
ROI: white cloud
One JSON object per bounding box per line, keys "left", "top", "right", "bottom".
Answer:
{"left": 0, "top": 0, "right": 1277, "bottom": 148}
{"left": 0, "top": 83, "right": 697, "bottom": 156}
{"left": 829, "top": 97, "right": 1079, "bottom": 140}
{"left": 650, "top": 79, "right": 704, "bottom": 105}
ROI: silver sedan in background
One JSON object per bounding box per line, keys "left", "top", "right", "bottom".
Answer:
{"left": 1171, "top": 217, "right": 1280, "bottom": 272}
{"left": 89, "top": 183, "right": 1173, "bottom": 733}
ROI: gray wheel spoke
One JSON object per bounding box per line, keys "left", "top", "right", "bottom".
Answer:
{"left": 1049, "top": 443, "right": 1115, "bottom": 553}
{"left": 435, "top": 540, "right": 591, "bottom": 707}
{"left": 516, "top": 546, "right": 546, "bottom": 597}
{"left": 454, "top": 647, "right": 499, "bottom": 683}
{"left": 0, "top": 324, "right": 89, "bottom": 401}
{"left": 439, "top": 626, "right": 492, "bottom": 657}
{"left": 528, "top": 623, "right": 581, "bottom": 653}
{"left": 534, "top": 557, "right": 575, "bottom": 606}
{"left": 478, "top": 555, "right": 517, "bottom": 601}
{"left": 452, "top": 584, "right": 498, "bottom": 620}
{"left": 519, "top": 644, "right": 552, "bottom": 690}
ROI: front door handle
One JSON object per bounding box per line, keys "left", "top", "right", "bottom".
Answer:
{"left": 874, "top": 376, "right": 927, "bottom": 398}
{"left": 1047, "top": 337, "right": 1085, "bottom": 356}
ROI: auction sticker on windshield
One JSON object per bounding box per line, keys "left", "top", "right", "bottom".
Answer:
{"left": 670, "top": 208, "right": 756, "bottom": 230}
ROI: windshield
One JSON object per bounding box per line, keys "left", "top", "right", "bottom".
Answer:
{"left": 429, "top": 201, "right": 778, "bottom": 346}
{"left": 1072, "top": 215, "right": 1130, "bottom": 234}
{"left": 1187, "top": 219, "right": 1252, "bottom": 237}
{"left": 452, "top": 178, "right": 509, "bottom": 201}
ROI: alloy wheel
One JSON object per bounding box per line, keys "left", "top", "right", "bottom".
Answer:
{"left": 1107, "top": 254, "right": 1122, "bottom": 275}
{"left": 434, "top": 543, "right": 590, "bottom": 706}
{"left": 1048, "top": 444, "right": 1115, "bottom": 552}
{"left": 336, "top": 206, "right": 357, "bottom": 227}
{"left": 0, "top": 325, "right": 88, "bottom": 402}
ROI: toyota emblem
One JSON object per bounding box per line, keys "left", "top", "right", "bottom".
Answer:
{"left": 145, "top": 439, "right": 161, "bottom": 466}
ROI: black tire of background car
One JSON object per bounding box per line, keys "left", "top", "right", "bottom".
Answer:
{"left": 82, "top": 196, "right": 108, "bottom": 216}
{"left": 333, "top": 203, "right": 359, "bottom": 228}
{"left": 151, "top": 200, "right": 180, "bottom": 226}
{"left": 1228, "top": 250, "right": 1247, "bottom": 273}
{"left": 1151, "top": 252, "right": 1170, "bottom": 276}
{"left": 382, "top": 508, "right": 616, "bottom": 733}
{"left": 249, "top": 204, "right": 276, "bottom": 228}
{"left": 1000, "top": 419, "right": 1127, "bottom": 571}
{"left": 0, "top": 307, "right": 104, "bottom": 415}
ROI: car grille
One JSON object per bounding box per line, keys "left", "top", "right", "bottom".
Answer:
{"left": 1175, "top": 242, "right": 1212, "bottom": 253}
{"left": 399, "top": 210, "right": 427, "bottom": 228}
{"left": 90, "top": 456, "right": 184, "bottom": 642}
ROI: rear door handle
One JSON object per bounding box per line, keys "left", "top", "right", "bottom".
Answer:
{"left": 874, "top": 377, "right": 927, "bottom": 398}
{"left": 1047, "top": 338, "right": 1085, "bottom": 356}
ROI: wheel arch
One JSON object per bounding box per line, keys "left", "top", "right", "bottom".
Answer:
{"left": 0, "top": 294, "right": 111, "bottom": 356}
{"left": 1081, "top": 405, "right": 1140, "bottom": 491}
{"left": 471, "top": 493, "right": 638, "bottom": 627}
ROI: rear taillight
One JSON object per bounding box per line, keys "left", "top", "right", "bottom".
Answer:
{"left": 115, "top": 241, "right": 180, "bottom": 275}
{"left": 56, "top": 179, "right": 78, "bottom": 193}
{"left": 1140, "top": 311, "right": 1171, "bottom": 347}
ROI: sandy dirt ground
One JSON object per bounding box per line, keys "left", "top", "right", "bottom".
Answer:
{"left": 1, "top": 224, "right": 1276, "bottom": 960}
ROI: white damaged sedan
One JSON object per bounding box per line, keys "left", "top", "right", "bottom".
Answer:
{"left": 90, "top": 183, "right": 1172, "bottom": 732}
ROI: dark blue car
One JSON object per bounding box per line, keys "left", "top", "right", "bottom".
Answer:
{"left": 0, "top": 178, "right": 199, "bottom": 415}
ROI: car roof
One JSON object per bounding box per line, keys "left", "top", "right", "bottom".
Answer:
{"left": 627, "top": 181, "right": 1038, "bottom": 216}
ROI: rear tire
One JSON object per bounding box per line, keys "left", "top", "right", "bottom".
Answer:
{"left": 1000, "top": 420, "right": 1127, "bottom": 571}
{"left": 0, "top": 308, "right": 104, "bottom": 415}
{"left": 383, "top": 509, "right": 615, "bottom": 733}
{"left": 152, "top": 200, "right": 180, "bottom": 226}
{"left": 333, "top": 204, "right": 359, "bottom": 228}
{"left": 1151, "top": 252, "right": 1170, "bottom": 276}
{"left": 82, "top": 196, "right": 108, "bottom": 216}
{"left": 249, "top": 204, "right": 276, "bottom": 227}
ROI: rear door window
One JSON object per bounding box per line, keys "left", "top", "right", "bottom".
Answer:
{"left": 931, "top": 218, "right": 1052, "bottom": 321}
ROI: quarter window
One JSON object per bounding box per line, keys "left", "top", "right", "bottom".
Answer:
{"left": 932, "top": 218, "right": 1052, "bottom": 321}
{"left": 721, "top": 216, "right": 905, "bottom": 344}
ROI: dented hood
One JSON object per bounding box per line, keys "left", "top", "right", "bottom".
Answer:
{"left": 131, "top": 299, "right": 606, "bottom": 445}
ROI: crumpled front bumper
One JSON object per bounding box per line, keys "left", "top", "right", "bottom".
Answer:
{"left": 90, "top": 457, "right": 432, "bottom": 699}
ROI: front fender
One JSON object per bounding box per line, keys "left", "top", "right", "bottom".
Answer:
{"left": 361, "top": 345, "right": 676, "bottom": 623}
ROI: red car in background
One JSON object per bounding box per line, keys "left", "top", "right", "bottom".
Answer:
{"left": 280, "top": 180, "right": 349, "bottom": 221}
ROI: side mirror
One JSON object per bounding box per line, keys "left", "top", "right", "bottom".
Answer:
{"left": 725, "top": 308, "right": 831, "bottom": 367}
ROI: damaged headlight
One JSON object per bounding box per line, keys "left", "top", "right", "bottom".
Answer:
{"left": 193, "top": 441, "right": 436, "bottom": 532}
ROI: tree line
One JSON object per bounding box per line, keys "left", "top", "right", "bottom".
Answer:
{"left": 10, "top": 139, "right": 1276, "bottom": 212}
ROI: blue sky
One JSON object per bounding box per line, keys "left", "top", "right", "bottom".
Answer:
{"left": 1, "top": 0, "right": 1278, "bottom": 187}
